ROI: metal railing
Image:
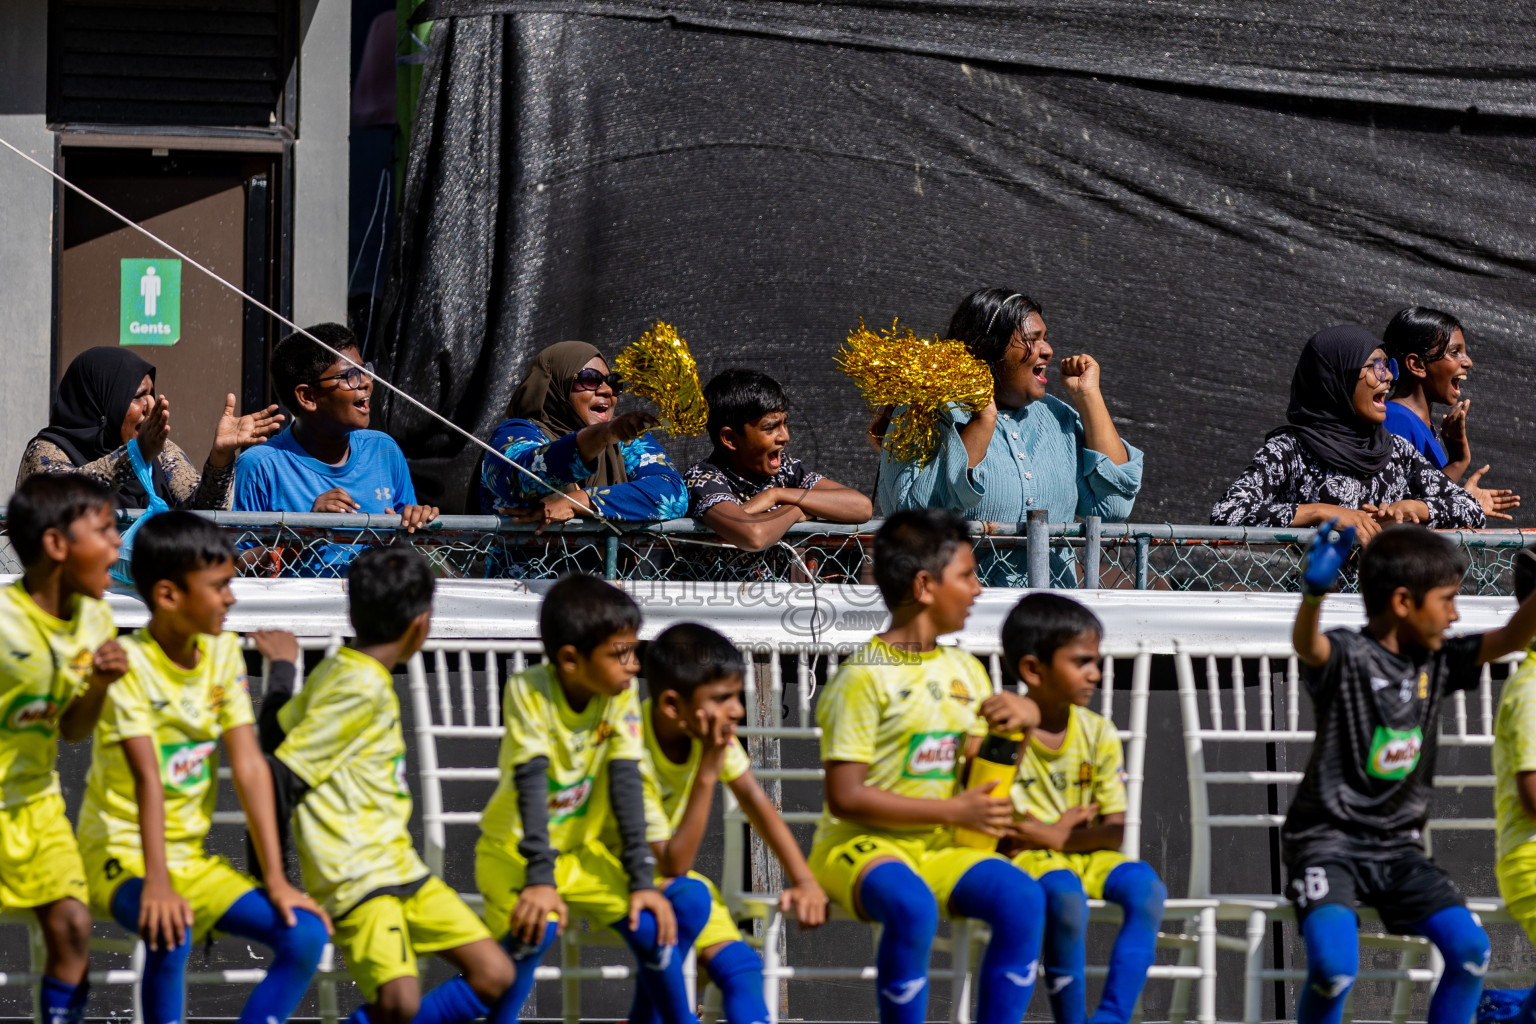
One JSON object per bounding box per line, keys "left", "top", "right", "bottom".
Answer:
{"left": 1, "top": 511, "right": 1531, "bottom": 594}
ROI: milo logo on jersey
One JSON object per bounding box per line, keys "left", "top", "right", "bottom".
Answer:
{"left": 160, "top": 740, "right": 219, "bottom": 791}
{"left": 0, "top": 693, "right": 60, "bottom": 735}
{"left": 547, "top": 776, "right": 594, "bottom": 822}
{"left": 902, "top": 732, "right": 960, "bottom": 779}
{"left": 1367, "top": 726, "right": 1423, "bottom": 780}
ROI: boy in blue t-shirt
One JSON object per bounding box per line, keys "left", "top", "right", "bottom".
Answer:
{"left": 234, "top": 324, "right": 438, "bottom": 531}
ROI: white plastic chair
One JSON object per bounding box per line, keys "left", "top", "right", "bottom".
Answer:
{"left": 1171, "top": 640, "right": 1535, "bottom": 1024}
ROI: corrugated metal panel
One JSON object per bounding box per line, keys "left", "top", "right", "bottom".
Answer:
{"left": 50, "top": 0, "right": 292, "bottom": 128}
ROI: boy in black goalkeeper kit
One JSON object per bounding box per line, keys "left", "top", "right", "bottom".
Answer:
{"left": 259, "top": 546, "right": 515, "bottom": 1024}
{"left": 1289, "top": 522, "right": 1536, "bottom": 1024}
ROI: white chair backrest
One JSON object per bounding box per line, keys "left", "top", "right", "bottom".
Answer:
{"left": 1175, "top": 640, "right": 1510, "bottom": 900}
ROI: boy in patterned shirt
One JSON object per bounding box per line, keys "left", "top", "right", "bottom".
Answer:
{"left": 0, "top": 476, "right": 125, "bottom": 1024}
{"left": 476, "top": 574, "right": 711, "bottom": 1024}
{"left": 999, "top": 594, "right": 1165, "bottom": 1024}
{"left": 683, "top": 369, "right": 871, "bottom": 551}
{"left": 811, "top": 508, "right": 1044, "bottom": 1024}
{"left": 260, "top": 546, "right": 514, "bottom": 1024}
{"left": 77, "top": 512, "right": 330, "bottom": 1024}
{"left": 633, "top": 622, "right": 829, "bottom": 1024}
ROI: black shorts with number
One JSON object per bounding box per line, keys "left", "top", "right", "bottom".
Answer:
{"left": 1284, "top": 841, "right": 1464, "bottom": 934}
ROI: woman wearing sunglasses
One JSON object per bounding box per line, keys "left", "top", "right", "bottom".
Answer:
{"left": 479, "top": 341, "right": 688, "bottom": 527}
{"left": 1211, "top": 325, "right": 1484, "bottom": 538}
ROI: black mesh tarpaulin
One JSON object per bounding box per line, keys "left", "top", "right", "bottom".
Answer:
{"left": 375, "top": 2, "right": 1536, "bottom": 522}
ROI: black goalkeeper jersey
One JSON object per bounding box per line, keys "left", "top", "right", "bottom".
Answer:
{"left": 1281, "top": 628, "right": 1483, "bottom": 860}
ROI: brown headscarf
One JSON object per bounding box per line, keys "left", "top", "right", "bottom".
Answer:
{"left": 506, "top": 341, "right": 627, "bottom": 489}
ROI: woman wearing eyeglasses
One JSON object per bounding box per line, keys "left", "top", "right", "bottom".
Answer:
{"left": 479, "top": 341, "right": 688, "bottom": 527}
{"left": 877, "top": 287, "right": 1143, "bottom": 585}
{"left": 1210, "top": 325, "right": 1484, "bottom": 537}
{"left": 18, "top": 346, "right": 283, "bottom": 510}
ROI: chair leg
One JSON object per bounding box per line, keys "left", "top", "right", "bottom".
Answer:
{"left": 319, "top": 943, "right": 338, "bottom": 1024}
{"left": 1243, "top": 910, "right": 1266, "bottom": 1024}
{"left": 1197, "top": 907, "right": 1218, "bottom": 1024}
{"left": 950, "top": 919, "right": 973, "bottom": 1024}
{"left": 763, "top": 911, "right": 785, "bottom": 1024}
{"left": 132, "top": 939, "right": 146, "bottom": 1024}
{"left": 28, "top": 920, "right": 44, "bottom": 1024}
{"left": 685, "top": 944, "right": 698, "bottom": 1014}
{"left": 562, "top": 928, "right": 581, "bottom": 1024}
{"left": 701, "top": 975, "right": 723, "bottom": 1024}
{"left": 1168, "top": 913, "right": 1196, "bottom": 1024}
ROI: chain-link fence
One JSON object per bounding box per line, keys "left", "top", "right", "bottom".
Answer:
{"left": 2, "top": 512, "right": 1531, "bottom": 594}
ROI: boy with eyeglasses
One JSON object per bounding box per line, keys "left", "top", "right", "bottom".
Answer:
{"left": 233, "top": 323, "right": 438, "bottom": 531}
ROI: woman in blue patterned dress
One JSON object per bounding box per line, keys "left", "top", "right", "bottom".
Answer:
{"left": 479, "top": 340, "right": 688, "bottom": 525}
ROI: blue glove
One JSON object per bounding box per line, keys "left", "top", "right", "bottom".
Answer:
{"left": 1300, "top": 518, "right": 1356, "bottom": 598}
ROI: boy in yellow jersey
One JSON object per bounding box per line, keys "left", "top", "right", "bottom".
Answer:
{"left": 258, "top": 546, "right": 514, "bottom": 1024}
{"left": 998, "top": 593, "right": 1166, "bottom": 1024}
{"left": 812, "top": 508, "right": 1044, "bottom": 1024}
{"left": 631, "top": 622, "right": 829, "bottom": 1024}
{"left": 77, "top": 511, "right": 330, "bottom": 1024}
{"left": 0, "top": 476, "right": 125, "bottom": 1024}
{"left": 475, "top": 573, "right": 710, "bottom": 1024}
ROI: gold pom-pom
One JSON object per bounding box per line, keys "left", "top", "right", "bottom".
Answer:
{"left": 837, "top": 318, "right": 993, "bottom": 465}
{"left": 612, "top": 322, "right": 709, "bottom": 436}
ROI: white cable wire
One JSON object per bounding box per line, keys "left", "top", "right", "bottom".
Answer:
{"left": 0, "top": 134, "right": 615, "bottom": 529}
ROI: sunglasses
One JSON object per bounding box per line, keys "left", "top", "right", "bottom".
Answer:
{"left": 572, "top": 368, "right": 626, "bottom": 394}
{"left": 312, "top": 361, "right": 374, "bottom": 391}
{"left": 1364, "top": 357, "right": 1398, "bottom": 385}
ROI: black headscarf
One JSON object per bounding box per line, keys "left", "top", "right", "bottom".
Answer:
{"left": 505, "top": 341, "right": 627, "bottom": 489}
{"left": 35, "top": 347, "right": 165, "bottom": 507}
{"left": 1267, "top": 325, "right": 1393, "bottom": 476}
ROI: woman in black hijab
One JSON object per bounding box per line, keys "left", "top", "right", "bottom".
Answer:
{"left": 1211, "top": 325, "right": 1484, "bottom": 536}
{"left": 17, "top": 347, "right": 284, "bottom": 510}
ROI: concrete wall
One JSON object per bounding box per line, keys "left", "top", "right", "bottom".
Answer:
{"left": 0, "top": 0, "right": 56, "bottom": 505}
{"left": 294, "top": 0, "right": 351, "bottom": 326}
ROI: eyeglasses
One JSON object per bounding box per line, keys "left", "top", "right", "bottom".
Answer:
{"left": 571, "top": 368, "right": 626, "bottom": 394}
{"left": 1364, "top": 357, "right": 1398, "bottom": 385}
{"left": 312, "top": 361, "right": 374, "bottom": 391}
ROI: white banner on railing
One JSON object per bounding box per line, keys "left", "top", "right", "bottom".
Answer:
{"left": 35, "top": 577, "right": 1515, "bottom": 653}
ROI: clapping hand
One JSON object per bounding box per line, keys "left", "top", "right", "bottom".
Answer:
{"left": 210, "top": 394, "right": 285, "bottom": 467}
{"left": 1464, "top": 465, "right": 1520, "bottom": 521}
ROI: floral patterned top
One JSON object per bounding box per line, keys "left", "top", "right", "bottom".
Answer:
{"left": 683, "top": 453, "right": 823, "bottom": 518}
{"left": 16, "top": 437, "right": 235, "bottom": 511}
{"left": 478, "top": 418, "right": 688, "bottom": 521}
{"left": 1210, "top": 432, "right": 1484, "bottom": 529}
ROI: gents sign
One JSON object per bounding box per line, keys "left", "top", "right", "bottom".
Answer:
{"left": 119, "top": 258, "right": 181, "bottom": 345}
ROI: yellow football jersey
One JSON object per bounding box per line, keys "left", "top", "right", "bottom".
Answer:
{"left": 1010, "top": 704, "right": 1126, "bottom": 824}
{"left": 77, "top": 630, "right": 254, "bottom": 872}
{"left": 813, "top": 638, "right": 992, "bottom": 850}
{"left": 276, "top": 647, "right": 429, "bottom": 917}
{"left": 1494, "top": 650, "right": 1536, "bottom": 861}
{"left": 636, "top": 697, "right": 752, "bottom": 842}
{"left": 0, "top": 581, "right": 115, "bottom": 809}
{"left": 479, "top": 663, "right": 645, "bottom": 857}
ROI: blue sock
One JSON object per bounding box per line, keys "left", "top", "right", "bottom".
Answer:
{"left": 857, "top": 861, "right": 938, "bottom": 1024}
{"left": 110, "top": 878, "right": 192, "bottom": 1024}
{"left": 612, "top": 880, "right": 709, "bottom": 1024}
{"left": 214, "top": 888, "right": 329, "bottom": 1024}
{"left": 949, "top": 859, "right": 1044, "bottom": 1024}
{"left": 40, "top": 974, "right": 88, "bottom": 1024}
{"left": 706, "top": 941, "right": 769, "bottom": 1024}
{"left": 1416, "top": 906, "right": 1491, "bottom": 1024}
{"left": 490, "top": 920, "right": 559, "bottom": 1024}
{"left": 1032, "top": 870, "right": 1087, "bottom": 1024}
{"left": 1091, "top": 861, "right": 1166, "bottom": 1024}
{"left": 1296, "top": 904, "right": 1358, "bottom": 1024}
{"left": 414, "top": 975, "right": 490, "bottom": 1024}
{"left": 347, "top": 1006, "right": 372, "bottom": 1024}
{"left": 628, "top": 878, "right": 713, "bottom": 1024}
{"left": 1477, "top": 987, "right": 1534, "bottom": 1023}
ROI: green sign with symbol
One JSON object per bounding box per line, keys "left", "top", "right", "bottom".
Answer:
{"left": 119, "top": 258, "right": 181, "bottom": 346}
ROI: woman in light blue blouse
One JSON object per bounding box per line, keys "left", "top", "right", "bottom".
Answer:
{"left": 479, "top": 340, "right": 688, "bottom": 523}
{"left": 879, "top": 288, "right": 1143, "bottom": 584}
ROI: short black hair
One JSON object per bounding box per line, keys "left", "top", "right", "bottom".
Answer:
{"left": 8, "top": 475, "right": 114, "bottom": 567}
{"left": 1359, "top": 524, "right": 1469, "bottom": 616}
{"left": 130, "top": 510, "right": 236, "bottom": 604}
{"left": 1001, "top": 593, "right": 1103, "bottom": 685}
{"left": 873, "top": 508, "right": 972, "bottom": 611}
{"left": 704, "top": 368, "right": 787, "bottom": 447}
{"left": 348, "top": 546, "right": 435, "bottom": 645}
{"left": 1514, "top": 548, "right": 1536, "bottom": 604}
{"left": 539, "top": 573, "right": 641, "bottom": 657}
{"left": 271, "top": 323, "right": 359, "bottom": 409}
{"left": 947, "top": 287, "right": 1045, "bottom": 365}
{"left": 643, "top": 622, "right": 745, "bottom": 701}
{"left": 1383, "top": 306, "right": 1464, "bottom": 390}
